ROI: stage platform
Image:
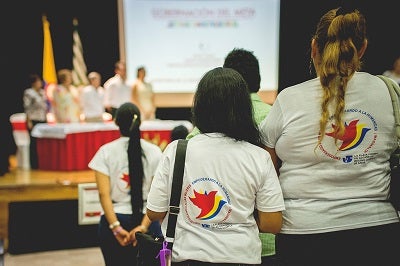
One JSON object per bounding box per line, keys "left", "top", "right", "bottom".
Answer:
{"left": 0, "top": 156, "right": 97, "bottom": 254}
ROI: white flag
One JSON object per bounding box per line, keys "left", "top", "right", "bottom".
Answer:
{"left": 72, "top": 18, "right": 89, "bottom": 87}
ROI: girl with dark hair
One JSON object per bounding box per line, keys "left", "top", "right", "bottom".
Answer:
{"left": 260, "top": 7, "right": 400, "bottom": 265}
{"left": 89, "top": 102, "right": 162, "bottom": 266}
{"left": 146, "top": 67, "right": 284, "bottom": 265}
{"left": 192, "top": 67, "right": 263, "bottom": 147}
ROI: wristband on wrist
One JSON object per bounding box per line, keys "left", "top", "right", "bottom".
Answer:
{"left": 109, "top": 220, "right": 120, "bottom": 230}
{"left": 113, "top": 226, "right": 123, "bottom": 236}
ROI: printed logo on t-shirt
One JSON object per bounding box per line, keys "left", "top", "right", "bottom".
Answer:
{"left": 115, "top": 173, "right": 130, "bottom": 194}
{"left": 121, "top": 173, "right": 131, "bottom": 188}
{"left": 318, "top": 108, "right": 378, "bottom": 165}
{"left": 111, "top": 172, "right": 131, "bottom": 202}
{"left": 183, "top": 177, "right": 232, "bottom": 230}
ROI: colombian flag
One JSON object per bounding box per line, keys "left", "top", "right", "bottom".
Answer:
{"left": 42, "top": 15, "right": 57, "bottom": 111}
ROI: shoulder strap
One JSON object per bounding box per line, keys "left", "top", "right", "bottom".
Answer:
{"left": 377, "top": 75, "right": 400, "bottom": 140}
{"left": 165, "top": 139, "right": 188, "bottom": 246}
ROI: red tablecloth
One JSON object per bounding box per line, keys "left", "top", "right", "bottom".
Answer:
{"left": 32, "top": 121, "right": 192, "bottom": 171}
{"left": 36, "top": 130, "right": 121, "bottom": 171}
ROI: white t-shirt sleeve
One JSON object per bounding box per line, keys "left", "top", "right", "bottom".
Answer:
{"left": 146, "top": 142, "right": 176, "bottom": 213}
{"left": 260, "top": 97, "right": 284, "bottom": 149}
{"left": 255, "top": 155, "right": 285, "bottom": 212}
{"left": 88, "top": 146, "right": 110, "bottom": 176}
{"left": 142, "top": 141, "right": 163, "bottom": 200}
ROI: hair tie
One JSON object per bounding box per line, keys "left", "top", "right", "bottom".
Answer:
{"left": 129, "top": 114, "right": 138, "bottom": 132}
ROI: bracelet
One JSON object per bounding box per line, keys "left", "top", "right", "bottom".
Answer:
{"left": 109, "top": 220, "right": 120, "bottom": 230}
{"left": 113, "top": 226, "right": 123, "bottom": 236}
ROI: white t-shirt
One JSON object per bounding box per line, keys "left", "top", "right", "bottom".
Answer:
{"left": 80, "top": 85, "right": 104, "bottom": 119}
{"left": 147, "top": 133, "right": 284, "bottom": 264}
{"left": 88, "top": 137, "right": 162, "bottom": 214}
{"left": 260, "top": 72, "right": 400, "bottom": 234}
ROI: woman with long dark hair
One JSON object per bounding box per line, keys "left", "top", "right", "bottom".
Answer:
{"left": 89, "top": 102, "right": 162, "bottom": 265}
{"left": 146, "top": 67, "right": 284, "bottom": 265}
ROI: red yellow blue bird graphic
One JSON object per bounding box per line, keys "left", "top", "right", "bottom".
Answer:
{"left": 189, "top": 190, "right": 227, "bottom": 220}
{"left": 325, "top": 119, "right": 370, "bottom": 151}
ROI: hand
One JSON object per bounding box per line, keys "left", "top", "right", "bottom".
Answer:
{"left": 113, "top": 226, "right": 131, "bottom": 246}
{"left": 129, "top": 224, "right": 147, "bottom": 247}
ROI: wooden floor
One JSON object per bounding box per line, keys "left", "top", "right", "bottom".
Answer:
{"left": 0, "top": 156, "right": 96, "bottom": 252}
{"left": 0, "top": 156, "right": 94, "bottom": 188}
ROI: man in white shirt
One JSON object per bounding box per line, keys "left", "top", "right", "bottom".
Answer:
{"left": 103, "top": 61, "right": 131, "bottom": 118}
{"left": 80, "top": 72, "right": 105, "bottom": 122}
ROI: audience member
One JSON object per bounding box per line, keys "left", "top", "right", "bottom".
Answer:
{"left": 146, "top": 67, "right": 284, "bottom": 265}
{"left": 131, "top": 66, "right": 156, "bottom": 120}
{"left": 88, "top": 102, "right": 163, "bottom": 266}
{"left": 226, "top": 48, "right": 277, "bottom": 265}
{"left": 187, "top": 48, "right": 271, "bottom": 138}
{"left": 80, "top": 72, "right": 105, "bottom": 122}
{"left": 382, "top": 56, "right": 400, "bottom": 85}
{"left": 260, "top": 7, "right": 400, "bottom": 266}
{"left": 186, "top": 47, "right": 276, "bottom": 265}
{"left": 52, "top": 69, "right": 81, "bottom": 123}
{"left": 103, "top": 61, "right": 130, "bottom": 118}
{"left": 23, "top": 74, "right": 47, "bottom": 169}
{"left": 171, "top": 125, "right": 189, "bottom": 141}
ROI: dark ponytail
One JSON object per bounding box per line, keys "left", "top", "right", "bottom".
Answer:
{"left": 128, "top": 114, "right": 144, "bottom": 221}
{"left": 115, "top": 102, "right": 144, "bottom": 224}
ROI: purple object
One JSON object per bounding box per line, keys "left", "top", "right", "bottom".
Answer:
{"left": 156, "top": 240, "right": 171, "bottom": 266}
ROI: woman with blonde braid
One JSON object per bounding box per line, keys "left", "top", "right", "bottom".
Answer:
{"left": 259, "top": 7, "right": 400, "bottom": 266}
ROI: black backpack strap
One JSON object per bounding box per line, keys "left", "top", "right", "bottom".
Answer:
{"left": 165, "top": 139, "right": 188, "bottom": 249}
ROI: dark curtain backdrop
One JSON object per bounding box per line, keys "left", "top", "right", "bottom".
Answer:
{"left": 279, "top": 0, "right": 400, "bottom": 91}
{"left": 3, "top": 0, "right": 400, "bottom": 119}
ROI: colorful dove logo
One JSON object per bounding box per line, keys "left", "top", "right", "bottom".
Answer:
{"left": 325, "top": 119, "right": 370, "bottom": 151}
{"left": 189, "top": 190, "right": 227, "bottom": 220}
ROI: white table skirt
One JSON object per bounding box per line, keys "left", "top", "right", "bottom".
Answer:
{"left": 31, "top": 120, "right": 192, "bottom": 139}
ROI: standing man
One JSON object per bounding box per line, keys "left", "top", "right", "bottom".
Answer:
{"left": 80, "top": 72, "right": 105, "bottom": 122}
{"left": 103, "top": 61, "right": 131, "bottom": 118}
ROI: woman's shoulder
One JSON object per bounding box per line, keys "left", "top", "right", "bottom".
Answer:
{"left": 141, "top": 139, "right": 163, "bottom": 153}
{"left": 352, "top": 72, "right": 386, "bottom": 86}
{"left": 276, "top": 79, "right": 317, "bottom": 101}
{"left": 241, "top": 140, "right": 270, "bottom": 154}
{"left": 98, "top": 137, "right": 127, "bottom": 150}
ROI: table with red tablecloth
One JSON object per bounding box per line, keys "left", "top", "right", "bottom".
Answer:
{"left": 31, "top": 120, "right": 192, "bottom": 171}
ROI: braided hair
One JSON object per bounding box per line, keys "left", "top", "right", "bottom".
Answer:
{"left": 312, "top": 7, "right": 367, "bottom": 146}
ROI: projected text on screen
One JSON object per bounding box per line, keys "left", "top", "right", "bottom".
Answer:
{"left": 121, "top": 0, "right": 280, "bottom": 93}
